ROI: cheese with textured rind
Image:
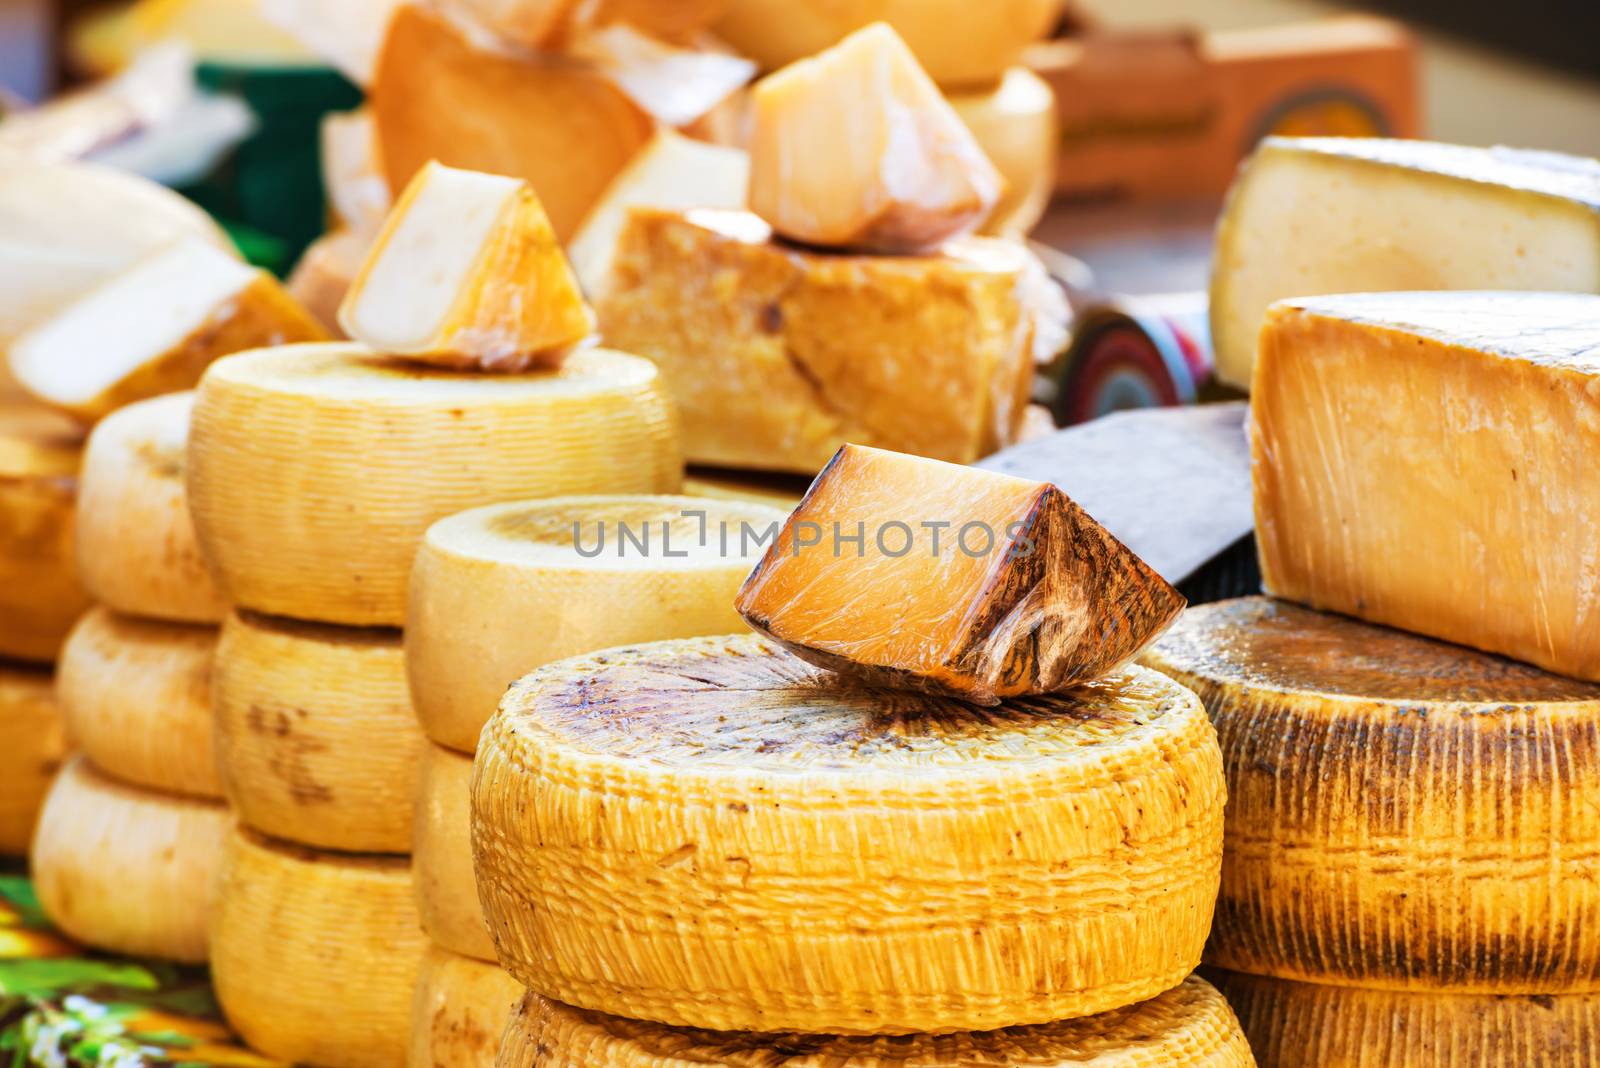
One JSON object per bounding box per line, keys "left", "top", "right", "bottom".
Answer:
{"left": 409, "top": 945, "right": 523, "bottom": 1068}
{"left": 415, "top": 743, "right": 494, "bottom": 960}
{"left": 188, "top": 342, "right": 681, "bottom": 626}
{"left": 1253, "top": 291, "right": 1600, "bottom": 681}
{"left": 473, "top": 633, "right": 1224, "bottom": 1035}
{"left": 950, "top": 68, "right": 1057, "bottom": 239}
{"left": 0, "top": 663, "right": 65, "bottom": 855}
{"left": 0, "top": 404, "right": 86, "bottom": 662}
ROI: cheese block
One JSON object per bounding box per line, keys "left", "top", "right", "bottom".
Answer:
{"left": 737, "top": 445, "right": 1184, "bottom": 704}
{"left": 682, "top": 469, "right": 806, "bottom": 512}
{"left": 407, "top": 494, "right": 786, "bottom": 752}
{"left": 371, "top": 2, "right": 652, "bottom": 242}
{"left": 9, "top": 239, "right": 327, "bottom": 423}
{"left": 0, "top": 404, "right": 87, "bottom": 663}
{"left": 31, "top": 757, "right": 228, "bottom": 963}
{"left": 214, "top": 610, "right": 422, "bottom": 852}
{"left": 211, "top": 827, "right": 428, "bottom": 1068}
{"left": 76, "top": 392, "right": 226, "bottom": 623}
{"left": 339, "top": 161, "right": 594, "bottom": 371}
{"left": 410, "top": 946, "right": 523, "bottom": 1068}
{"left": 0, "top": 663, "right": 66, "bottom": 855}
{"left": 414, "top": 744, "right": 494, "bottom": 960}
{"left": 448, "top": 0, "right": 730, "bottom": 49}
{"left": 597, "top": 208, "right": 1061, "bottom": 472}
{"left": 473, "top": 634, "right": 1223, "bottom": 1034}
{"left": 501, "top": 976, "right": 1253, "bottom": 1067}
{"left": 748, "top": 23, "right": 1003, "bottom": 253}
{"left": 950, "top": 68, "right": 1057, "bottom": 239}
{"left": 1211, "top": 138, "right": 1600, "bottom": 390}
{"left": 288, "top": 229, "right": 371, "bottom": 336}
{"left": 188, "top": 342, "right": 681, "bottom": 626}
{"left": 1253, "top": 292, "right": 1600, "bottom": 680}
{"left": 1143, "top": 596, "right": 1600, "bottom": 990}
{"left": 322, "top": 108, "right": 391, "bottom": 237}
{"left": 58, "top": 607, "right": 220, "bottom": 800}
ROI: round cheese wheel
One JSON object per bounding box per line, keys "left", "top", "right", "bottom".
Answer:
{"left": 410, "top": 945, "right": 524, "bottom": 1068}
{"left": 949, "top": 67, "right": 1057, "bottom": 239}
{"left": 474, "top": 634, "right": 1224, "bottom": 1035}
{"left": 0, "top": 662, "right": 66, "bottom": 855}
{"left": 0, "top": 403, "right": 87, "bottom": 662}
{"left": 31, "top": 756, "right": 228, "bottom": 962}
{"left": 188, "top": 342, "right": 682, "bottom": 626}
{"left": 57, "top": 606, "right": 220, "bottom": 799}
{"left": 415, "top": 743, "right": 495, "bottom": 960}
{"left": 407, "top": 494, "right": 787, "bottom": 752}
{"left": 214, "top": 609, "right": 422, "bottom": 852}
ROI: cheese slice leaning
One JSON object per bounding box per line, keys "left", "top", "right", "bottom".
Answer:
{"left": 409, "top": 946, "right": 523, "bottom": 1068}
{"left": 0, "top": 663, "right": 65, "bottom": 856}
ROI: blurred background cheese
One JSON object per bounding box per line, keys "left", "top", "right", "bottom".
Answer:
{"left": 409, "top": 945, "right": 524, "bottom": 1068}
{"left": 287, "top": 229, "right": 370, "bottom": 335}
{"left": 320, "top": 107, "right": 390, "bottom": 237}
{"left": 0, "top": 403, "right": 87, "bottom": 663}
{"left": 414, "top": 743, "right": 494, "bottom": 961}
{"left": 0, "top": 663, "right": 65, "bottom": 856}
{"left": 949, "top": 68, "right": 1058, "bottom": 238}
{"left": 449, "top": 0, "right": 731, "bottom": 50}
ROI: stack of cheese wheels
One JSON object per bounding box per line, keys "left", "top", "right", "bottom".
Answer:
{"left": 1143, "top": 597, "right": 1600, "bottom": 1067}
{"left": 31, "top": 393, "right": 229, "bottom": 961}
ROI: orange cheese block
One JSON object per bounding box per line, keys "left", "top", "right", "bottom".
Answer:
{"left": 0, "top": 663, "right": 66, "bottom": 856}
{"left": 0, "top": 403, "right": 86, "bottom": 663}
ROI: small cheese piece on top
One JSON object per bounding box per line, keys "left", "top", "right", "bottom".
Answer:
{"left": 0, "top": 404, "right": 87, "bottom": 663}
{"left": 0, "top": 663, "right": 65, "bottom": 856}
{"left": 950, "top": 67, "right": 1057, "bottom": 239}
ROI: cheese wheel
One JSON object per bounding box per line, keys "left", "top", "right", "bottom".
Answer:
{"left": 473, "top": 634, "right": 1224, "bottom": 1034}
{"left": 75, "top": 392, "right": 226, "bottom": 623}
{"left": 0, "top": 404, "right": 87, "bottom": 663}
{"left": 681, "top": 471, "right": 806, "bottom": 513}
{"left": 211, "top": 827, "right": 428, "bottom": 1068}
{"left": 1142, "top": 596, "right": 1600, "bottom": 992}
{"left": 406, "top": 495, "right": 787, "bottom": 752}
{"left": 409, "top": 945, "right": 524, "bottom": 1068}
{"left": 214, "top": 610, "right": 422, "bottom": 852}
{"left": 0, "top": 663, "right": 66, "bottom": 855}
{"left": 189, "top": 342, "right": 681, "bottom": 626}
{"left": 500, "top": 976, "right": 1254, "bottom": 1067}
{"left": 31, "top": 757, "right": 228, "bottom": 963}
{"left": 57, "top": 606, "right": 220, "bottom": 799}
{"left": 949, "top": 68, "right": 1057, "bottom": 239}
{"left": 415, "top": 743, "right": 494, "bottom": 961}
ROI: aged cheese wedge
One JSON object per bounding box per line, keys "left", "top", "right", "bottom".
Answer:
{"left": 748, "top": 22, "right": 1003, "bottom": 253}
{"left": 1253, "top": 291, "right": 1600, "bottom": 680}
{"left": 414, "top": 743, "right": 494, "bottom": 960}
{"left": 0, "top": 664, "right": 66, "bottom": 856}
{"left": 737, "top": 445, "right": 1184, "bottom": 704}
{"left": 322, "top": 108, "right": 391, "bottom": 237}
{"left": 407, "top": 494, "right": 785, "bottom": 752}
{"left": 1143, "top": 596, "right": 1600, "bottom": 990}
{"left": 211, "top": 827, "right": 427, "bottom": 1068}
{"left": 58, "top": 607, "right": 220, "bottom": 800}
{"left": 9, "top": 239, "right": 327, "bottom": 423}
{"left": 1211, "top": 138, "right": 1600, "bottom": 390}
{"left": 449, "top": 0, "right": 730, "bottom": 49}
{"left": 950, "top": 67, "right": 1057, "bottom": 239}
{"left": 288, "top": 229, "right": 371, "bottom": 336}
{"left": 32, "top": 757, "right": 228, "bottom": 963}
{"left": 188, "top": 342, "right": 681, "bottom": 626}
{"left": 214, "top": 610, "right": 422, "bottom": 853}
{"left": 0, "top": 403, "right": 87, "bottom": 663}
{"left": 597, "top": 208, "right": 1060, "bottom": 472}
{"left": 682, "top": 469, "right": 806, "bottom": 512}
{"left": 473, "top": 634, "right": 1223, "bottom": 1034}
{"left": 411, "top": 946, "right": 523, "bottom": 1068}
{"left": 76, "top": 392, "right": 226, "bottom": 622}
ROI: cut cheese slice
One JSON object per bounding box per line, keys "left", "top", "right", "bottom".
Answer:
{"left": 748, "top": 22, "right": 1003, "bottom": 253}
{"left": 0, "top": 403, "right": 87, "bottom": 663}
{"left": 31, "top": 757, "right": 228, "bottom": 963}
{"left": 1211, "top": 137, "right": 1600, "bottom": 390}
{"left": 214, "top": 610, "right": 421, "bottom": 853}
{"left": 597, "top": 208, "right": 1061, "bottom": 472}
{"left": 0, "top": 663, "right": 66, "bottom": 856}
{"left": 188, "top": 342, "right": 681, "bottom": 626}
{"left": 1143, "top": 596, "right": 1600, "bottom": 990}
{"left": 58, "top": 607, "right": 220, "bottom": 800}
{"left": 288, "top": 229, "right": 372, "bottom": 337}
{"left": 9, "top": 239, "right": 327, "bottom": 423}
{"left": 211, "top": 827, "right": 427, "bottom": 1068}
{"left": 415, "top": 744, "right": 494, "bottom": 960}
{"left": 410, "top": 946, "right": 523, "bottom": 1068}
{"left": 950, "top": 67, "right": 1057, "bottom": 239}
{"left": 407, "top": 494, "right": 786, "bottom": 752}
{"left": 504, "top": 977, "right": 1253, "bottom": 1067}
{"left": 76, "top": 391, "right": 226, "bottom": 623}
{"left": 448, "top": 0, "right": 730, "bottom": 49}
{"left": 1253, "top": 291, "right": 1600, "bottom": 681}
{"left": 737, "top": 445, "right": 1184, "bottom": 704}
{"left": 682, "top": 469, "right": 807, "bottom": 512}
{"left": 339, "top": 161, "right": 594, "bottom": 371}
{"left": 473, "top": 634, "right": 1224, "bottom": 1034}
{"left": 322, "top": 108, "right": 391, "bottom": 237}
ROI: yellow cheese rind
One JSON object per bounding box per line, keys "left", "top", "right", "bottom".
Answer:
{"left": 473, "top": 634, "right": 1224, "bottom": 1034}
{"left": 0, "top": 663, "right": 66, "bottom": 855}
{"left": 950, "top": 68, "right": 1057, "bottom": 239}
{"left": 409, "top": 946, "right": 523, "bottom": 1068}
{"left": 215, "top": 610, "right": 422, "bottom": 852}
{"left": 31, "top": 757, "right": 227, "bottom": 962}
{"left": 211, "top": 827, "right": 427, "bottom": 1068}
{"left": 414, "top": 743, "right": 495, "bottom": 960}
{"left": 0, "top": 404, "right": 87, "bottom": 662}
{"left": 188, "top": 342, "right": 681, "bottom": 626}
{"left": 406, "top": 495, "right": 786, "bottom": 752}
{"left": 1143, "top": 596, "right": 1600, "bottom": 991}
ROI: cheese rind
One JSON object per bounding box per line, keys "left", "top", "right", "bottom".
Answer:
{"left": 950, "top": 67, "right": 1057, "bottom": 238}
{"left": 0, "top": 663, "right": 65, "bottom": 855}
{"left": 414, "top": 743, "right": 495, "bottom": 960}
{"left": 409, "top": 946, "right": 523, "bottom": 1068}
{"left": 0, "top": 404, "right": 87, "bottom": 662}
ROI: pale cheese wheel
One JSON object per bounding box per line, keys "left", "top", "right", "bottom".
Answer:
{"left": 0, "top": 662, "right": 66, "bottom": 855}
{"left": 949, "top": 68, "right": 1058, "bottom": 239}
{"left": 409, "top": 945, "right": 524, "bottom": 1068}
{"left": 188, "top": 342, "right": 681, "bottom": 626}
{"left": 415, "top": 743, "right": 494, "bottom": 960}
{"left": 0, "top": 403, "right": 87, "bottom": 663}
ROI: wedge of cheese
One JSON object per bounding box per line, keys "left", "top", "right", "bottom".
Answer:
{"left": 287, "top": 229, "right": 371, "bottom": 336}
{"left": 76, "top": 392, "right": 225, "bottom": 623}
{"left": 1144, "top": 597, "right": 1600, "bottom": 990}
{"left": 737, "top": 445, "right": 1184, "bottom": 703}
{"left": 1253, "top": 292, "right": 1600, "bottom": 680}
{"left": 188, "top": 343, "right": 681, "bottom": 626}
{"left": 0, "top": 404, "right": 87, "bottom": 663}
{"left": 9, "top": 240, "right": 326, "bottom": 423}
{"left": 410, "top": 947, "right": 523, "bottom": 1068}
{"left": 950, "top": 67, "right": 1057, "bottom": 238}
{"left": 473, "top": 634, "right": 1223, "bottom": 1034}
{"left": 1211, "top": 138, "right": 1600, "bottom": 390}
{"left": 448, "top": 0, "right": 730, "bottom": 49}
{"left": 414, "top": 743, "right": 494, "bottom": 961}
{"left": 407, "top": 495, "right": 785, "bottom": 752}
{"left": 597, "top": 208, "right": 1060, "bottom": 472}
{"left": 0, "top": 664, "right": 65, "bottom": 856}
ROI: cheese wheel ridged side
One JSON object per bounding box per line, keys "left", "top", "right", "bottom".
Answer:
{"left": 1142, "top": 596, "right": 1600, "bottom": 992}
{"left": 408, "top": 945, "right": 524, "bottom": 1068}
{"left": 473, "top": 634, "right": 1225, "bottom": 1035}
{"left": 407, "top": 495, "right": 788, "bottom": 752}
{"left": 0, "top": 404, "right": 87, "bottom": 662}
{"left": 498, "top": 976, "right": 1254, "bottom": 1067}
{"left": 215, "top": 609, "right": 423, "bottom": 852}
{"left": 31, "top": 757, "right": 227, "bottom": 962}
{"left": 211, "top": 827, "right": 428, "bottom": 1068}
{"left": 188, "top": 343, "right": 682, "bottom": 626}
{"left": 57, "top": 606, "right": 220, "bottom": 799}
{"left": 415, "top": 743, "right": 495, "bottom": 960}
{"left": 0, "top": 663, "right": 66, "bottom": 854}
